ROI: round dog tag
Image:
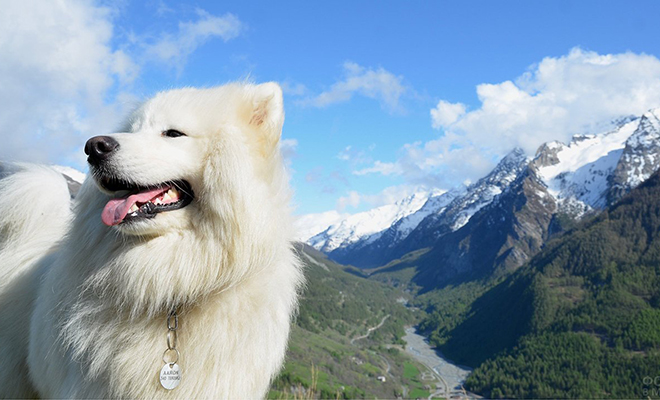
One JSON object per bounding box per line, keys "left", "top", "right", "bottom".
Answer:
{"left": 160, "top": 363, "right": 181, "bottom": 390}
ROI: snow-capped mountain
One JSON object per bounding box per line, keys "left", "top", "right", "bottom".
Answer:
{"left": 295, "top": 210, "right": 349, "bottom": 243}
{"left": 308, "top": 190, "right": 442, "bottom": 253}
{"left": 311, "top": 147, "right": 529, "bottom": 268}
{"left": 608, "top": 109, "right": 660, "bottom": 204}
{"left": 417, "top": 147, "right": 529, "bottom": 235}
{"left": 321, "top": 187, "right": 463, "bottom": 267}
{"left": 306, "top": 107, "right": 660, "bottom": 270}
{"left": 533, "top": 117, "right": 639, "bottom": 216}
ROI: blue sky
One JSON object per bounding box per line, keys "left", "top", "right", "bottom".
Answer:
{"left": 3, "top": 0, "right": 660, "bottom": 218}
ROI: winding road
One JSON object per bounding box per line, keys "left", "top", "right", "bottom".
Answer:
{"left": 350, "top": 314, "right": 390, "bottom": 344}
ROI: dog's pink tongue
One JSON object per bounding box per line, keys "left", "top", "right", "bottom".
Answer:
{"left": 101, "top": 187, "right": 167, "bottom": 226}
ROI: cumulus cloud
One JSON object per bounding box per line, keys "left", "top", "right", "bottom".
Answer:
{"left": 301, "top": 62, "right": 408, "bottom": 112}
{"left": 145, "top": 9, "right": 242, "bottom": 70}
{"left": 0, "top": 2, "right": 242, "bottom": 167}
{"left": 448, "top": 48, "right": 660, "bottom": 156}
{"left": 431, "top": 100, "right": 466, "bottom": 129}
{"left": 358, "top": 48, "right": 660, "bottom": 187}
{"left": 0, "top": 0, "right": 138, "bottom": 165}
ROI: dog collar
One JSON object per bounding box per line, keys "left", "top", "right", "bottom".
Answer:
{"left": 159, "top": 307, "right": 181, "bottom": 390}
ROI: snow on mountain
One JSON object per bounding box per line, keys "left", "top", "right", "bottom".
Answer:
{"left": 314, "top": 188, "right": 463, "bottom": 268}
{"left": 534, "top": 117, "right": 639, "bottom": 215}
{"left": 294, "top": 210, "right": 349, "bottom": 242}
{"left": 392, "top": 188, "right": 462, "bottom": 242}
{"left": 609, "top": 109, "right": 660, "bottom": 199}
{"left": 305, "top": 107, "right": 660, "bottom": 268}
{"left": 308, "top": 191, "right": 441, "bottom": 253}
{"left": 532, "top": 108, "right": 660, "bottom": 217}
{"left": 448, "top": 147, "right": 529, "bottom": 231}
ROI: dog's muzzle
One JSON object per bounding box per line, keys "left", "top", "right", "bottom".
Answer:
{"left": 85, "top": 136, "right": 120, "bottom": 166}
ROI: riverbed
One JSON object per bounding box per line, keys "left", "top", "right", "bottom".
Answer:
{"left": 402, "top": 327, "right": 472, "bottom": 394}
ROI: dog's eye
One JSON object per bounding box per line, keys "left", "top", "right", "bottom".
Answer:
{"left": 163, "top": 129, "right": 186, "bottom": 138}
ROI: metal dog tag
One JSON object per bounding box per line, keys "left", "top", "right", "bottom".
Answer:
{"left": 160, "top": 363, "right": 181, "bottom": 390}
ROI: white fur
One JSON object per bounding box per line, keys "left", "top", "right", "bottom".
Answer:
{"left": 0, "top": 83, "right": 303, "bottom": 398}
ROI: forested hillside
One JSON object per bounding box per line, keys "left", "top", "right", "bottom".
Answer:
{"left": 425, "top": 171, "right": 660, "bottom": 398}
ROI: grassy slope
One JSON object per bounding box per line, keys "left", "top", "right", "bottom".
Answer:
{"left": 269, "top": 244, "right": 430, "bottom": 399}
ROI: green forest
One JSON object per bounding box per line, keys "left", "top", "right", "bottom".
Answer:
{"left": 416, "top": 172, "right": 660, "bottom": 398}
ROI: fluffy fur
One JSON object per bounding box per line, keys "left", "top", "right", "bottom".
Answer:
{"left": 0, "top": 82, "right": 303, "bottom": 398}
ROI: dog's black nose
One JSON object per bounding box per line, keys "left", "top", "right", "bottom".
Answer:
{"left": 85, "top": 136, "right": 119, "bottom": 166}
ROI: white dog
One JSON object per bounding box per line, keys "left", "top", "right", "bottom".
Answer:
{"left": 0, "top": 82, "right": 303, "bottom": 398}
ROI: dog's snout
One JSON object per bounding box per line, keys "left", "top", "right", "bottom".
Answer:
{"left": 85, "top": 136, "right": 119, "bottom": 166}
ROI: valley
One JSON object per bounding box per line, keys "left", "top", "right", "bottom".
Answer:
{"left": 402, "top": 327, "right": 472, "bottom": 398}
{"left": 270, "top": 245, "right": 475, "bottom": 399}
{"left": 286, "top": 109, "right": 660, "bottom": 399}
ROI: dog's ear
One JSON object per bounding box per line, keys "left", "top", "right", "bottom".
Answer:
{"left": 245, "top": 82, "right": 284, "bottom": 143}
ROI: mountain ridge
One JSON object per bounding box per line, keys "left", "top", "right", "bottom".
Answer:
{"left": 307, "top": 108, "right": 660, "bottom": 274}
{"left": 453, "top": 168, "right": 660, "bottom": 398}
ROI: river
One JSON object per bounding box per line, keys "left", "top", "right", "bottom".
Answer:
{"left": 402, "top": 327, "right": 473, "bottom": 398}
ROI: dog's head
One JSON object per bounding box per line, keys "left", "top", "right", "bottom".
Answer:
{"left": 73, "top": 82, "right": 296, "bottom": 315}
{"left": 84, "top": 82, "right": 287, "bottom": 236}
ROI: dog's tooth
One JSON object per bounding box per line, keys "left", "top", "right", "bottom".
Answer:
{"left": 129, "top": 204, "right": 139, "bottom": 212}
{"left": 163, "top": 192, "right": 172, "bottom": 201}
{"left": 154, "top": 198, "right": 162, "bottom": 205}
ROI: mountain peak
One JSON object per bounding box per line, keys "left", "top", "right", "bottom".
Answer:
{"left": 608, "top": 108, "right": 660, "bottom": 204}
{"left": 307, "top": 189, "right": 435, "bottom": 253}
{"left": 502, "top": 147, "right": 526, "bottom": 163}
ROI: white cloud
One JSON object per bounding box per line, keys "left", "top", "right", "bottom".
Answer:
{"left": 431, "top": 100, "right": 466, "bottom": 129}
{"left": 145, "top": 9, "right": 242, "bottom": 70}
{"left": 280, "top": 81, "right": 308, "bottom": 96}
{"left": 359, "top": 48, "right": 660, "bottom": 188}
{"left": 301, "top": 62, "right": 408, "bottom": 112}
{"left": 448, "top": 48, "right": 660, "bottom": 156}
{"left": 353, "top": 161, "right": 402, "bottom": 176}
{"left": 156, "top": 1, "right": 175, "bottom": 16}
{"left": 0, "top": 2, "right": 243, "bottom": 167}
{"left": 0, "top": 0, "right": 137, "bottom": 165}
{"left": 337, "top": 190, "right": 362, "bottom": 211}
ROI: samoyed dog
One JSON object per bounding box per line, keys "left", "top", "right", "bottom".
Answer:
{"left": 0, "top": 82, "right": 303, "bottom": 398}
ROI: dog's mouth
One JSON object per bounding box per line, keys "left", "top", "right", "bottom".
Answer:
{"left": 99, "top": 178, "right": 194, "bottom": 226}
